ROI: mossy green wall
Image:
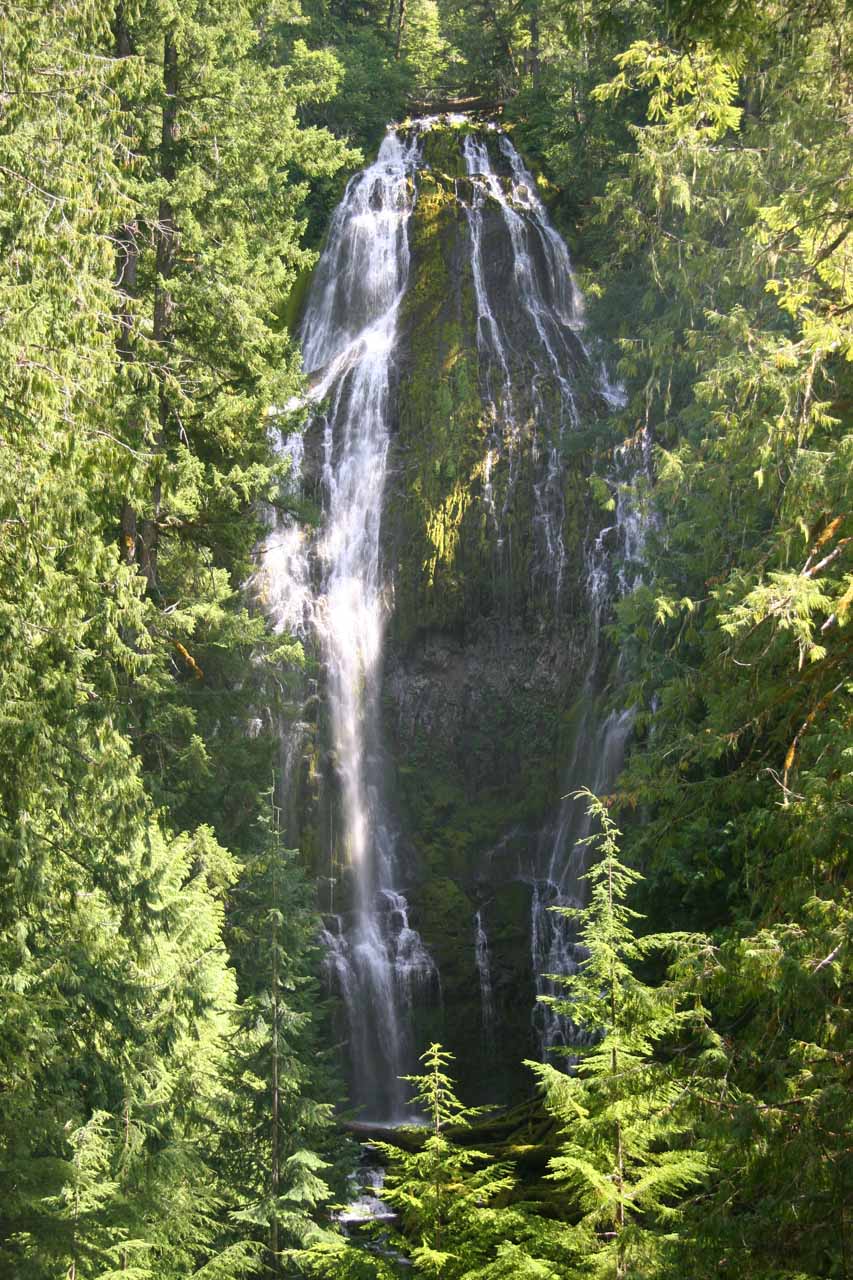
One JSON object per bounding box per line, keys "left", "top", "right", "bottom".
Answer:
{"left": 389, "top": 168, "right": 487, "bottom": 638}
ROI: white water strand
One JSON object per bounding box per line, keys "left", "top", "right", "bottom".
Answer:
{"left": 276, "top": 128, "right": 436, "bottom": 1120}
{"left": 256, "top": 429, "right": 312, "bottom": 637}
{"left": 465, "top": 135, "right": 581, "bottom": 420}
{"left": 497, "top": 136, "right": 585, "bottom": 333}
{"left": 531, "top": 433, "right": 650, "bottom": 1057}
{"left": 496, "top": 136, "right": 634, "bottom": 600}
{"left": 311, "top": 143, "right": 403, "bottom": 869}
{"left": 459, "top": 161, "right": 514, "bottom": 403}
{"left": 473, "top": 910, "right": 496, "bottom": 1046}
{"left": 531, "top": 706, "right": 635, "bottom": 1055}
{"left": 336, "top": 1160, "right": 395, "bottom": 1229}
{"left": 461, "top": 133, "right": 593, "bottom": 593}
{"left": 459, "top": 139, "right": 516, "bottom": 551}
{"left": 251, "top": 426, "right": 315, "bottom": 864}
{"left": 317, "top": 131, "right": 437, "bottom": 1118}
{"left": 308, "top": 132, "right": 420, "bottom": 886}
{"left": 498, "top": 134, "right": 624, "bottom": 406}
{"left": 614, "top": 429, "right": 652, "bottom": 596}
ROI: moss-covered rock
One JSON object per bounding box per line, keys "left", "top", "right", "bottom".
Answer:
{"left": 373, "top": 123, "right": 614, "bottom": 1101}
{"left": 290, "top": 122, "right": 619, "bottom": 1106}
{"left": 281, "top": 264, "right": 314, "bottom": 335}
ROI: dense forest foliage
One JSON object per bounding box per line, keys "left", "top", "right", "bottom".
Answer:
{"left": 1, "top": 0, "right": 850, "bottom": 1276}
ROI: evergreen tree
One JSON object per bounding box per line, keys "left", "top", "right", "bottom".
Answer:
{"left": 489, "top": 7, "right": 853, "bottom": 1268}
{"left": 678, "top": 898, "right": 853, "bottom": 1279}
{"left": 573, "top": 0, "right": 852, "bottom": 942}
{"left": 4, "top": 0, "right": 852, "bottom": 1274}
{"left": 1, "top": 816, "right": 260, "bottom": 1277}
{"left": 0, "top": 1, "right": 357, "bottom": 1271}
{"left": 220, "top": 798, "right": 340, "bottom": 1274}
{"left": 530, "top": 791, "right": 717, "bottom": 1280}
{"left": 504, "top": 0, "right": 653, "bottom": 229}
{"left": 105, "top": 0, "right": 358, "bottom": 848}
{"left": 439, "top": 0, "right": 526, "bottom": 97}
{"left": 371, "top": 1045, "right": 566, "bottom": 1279}
{"left": 574, "top": 15, "right": 853, "bottom": 1270}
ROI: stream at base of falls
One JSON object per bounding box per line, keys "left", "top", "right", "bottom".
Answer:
{"left": 256, "top": 116, "right": 644, "bottom": 1120}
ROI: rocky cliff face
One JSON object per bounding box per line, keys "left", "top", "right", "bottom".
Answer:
{"left": 379, "top": 123, "right": 620, "bottom": 1097}
{"left": 261, "top": 118, "right": 628, "bottom": 1109}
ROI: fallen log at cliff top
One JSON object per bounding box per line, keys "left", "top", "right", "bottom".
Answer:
{"left": 405, "top": 93, "right": 506, "bottom": 117}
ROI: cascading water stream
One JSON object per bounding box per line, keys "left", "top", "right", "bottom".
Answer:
{"left": 460, "top": 133, "right": 593, "bottom": 596}
{"left": 530, "top": 430, "right": 650, "bottom": 1057}
{"left": 311, "top": 130, "right": 440, "bottom": 1120}
{"left": 454, "top": 131, "right": 641, "bottom": 1055}
{"left": 473, "top": 910, "right": 496, "bottom": 1049}
{"left": 261, "top": 127, "right": 438, "bottom": 1120}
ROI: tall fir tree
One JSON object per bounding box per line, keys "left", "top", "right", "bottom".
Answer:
{"left": 530, "top": 791, "right": 718, "bottom": 1280}
{"left": 220, "top": 796, "right": 341, "bottom": 1274}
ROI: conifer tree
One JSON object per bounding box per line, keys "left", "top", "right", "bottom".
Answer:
{"left": 678, "top": 897, "right": 853, "bottom": 1279}
{"left": 220, "top": 796, "right": 339, "bottom": 1273}
{"left": 530, "top": 791, "right": 717, "bottom": 1280}
{"left": 103, "top": 0, "right": 358, "bottom": 843}
{"left": 0, "top": 3, "right": 357, "bottom": 1269}
{"left": 371, "top": 1045, "right": 565, "bottom": 1279}
{"left": 572, "top": 15, "right": 853, "bottom": 1271}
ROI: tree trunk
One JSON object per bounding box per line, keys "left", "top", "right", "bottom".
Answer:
{"left": 529, "top": 1, "right": 540, "bottom": 84}
{"left": 609, "top": 855, "right": 625, "bottom": 1279}
{"left": 270, "top": 892, "right": 280, "bottom": 1273}
{"left": 482, "top": 0, "right": 519, "bottom": 84}
{"left": 141, "top": 30, "right": 179, "bottom": 591}
{"left": 395, "top": 0, "right": 406, "bottom": 60}
{"left": 114, "top": 5, "right": 140, "bottom": 570}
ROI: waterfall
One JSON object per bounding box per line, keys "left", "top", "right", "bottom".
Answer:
{"left": 336, "top": 1159, "right": 395, "bottom": 1229}
{"left": 456, "top": 130, "right": 641, "bottom": 1058}
{"left": 260, "top": 127, "right": 439, "bottom": 1121}
{"left": 530, "top": 706, "right": 636, "bottom": 1055}
{"left": 258, "top": 117, "right": 636, "bottom": 1113}
{"left": 310, "top": 130, "right": 440, "bottom": 1120}
{"left": 257, "top": 428, "right": 311, "bottom": 636}
{"left": 460, "top": 132, "right": 591, "bottom": 594}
